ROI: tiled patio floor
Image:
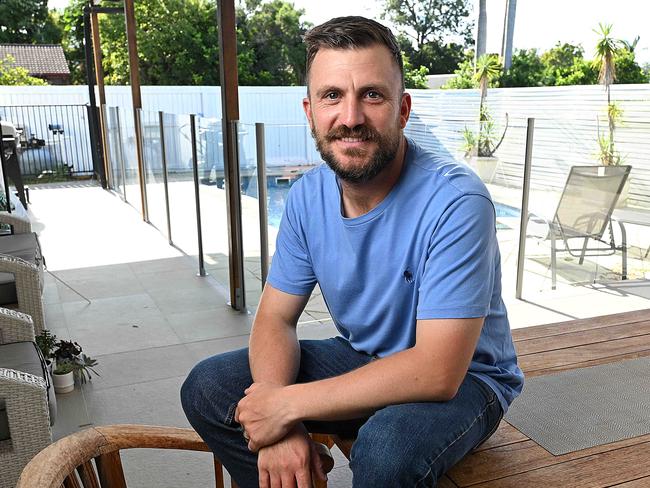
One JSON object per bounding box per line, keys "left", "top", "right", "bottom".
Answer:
{"left": 28, "top": 181, "right": 650, "bottom": 487}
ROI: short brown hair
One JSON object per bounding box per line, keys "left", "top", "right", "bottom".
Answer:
{"left": 303, "top": 16, "right": 404, "bottom": 90}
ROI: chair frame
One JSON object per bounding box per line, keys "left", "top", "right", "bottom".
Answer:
{"left": 17, "top": 424, "right": 334, "bottom": 488}
{"left": 527, "top": 165, "right": 631, "bottom": 289}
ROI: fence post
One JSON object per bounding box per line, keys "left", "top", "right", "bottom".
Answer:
{"left": 256, "top": 123, "right": 269, "bottom": 288}
{"left": 190, "top": 114, "right": 206, "bottom": 277}
{"left": 158, "top": 111, "right": 173, "bottom": 245}
{"left": 516, "top": 118, "right": 535, "bottom": 299}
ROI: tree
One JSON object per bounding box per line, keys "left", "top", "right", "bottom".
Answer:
{"left": 499, "top": 48, "right": 544, "bottom": 87}
{"left": 60, "top": 0, "right": 87, "bottom": 84}
{"left": 0, "top": 55, "right": 48, "bottom": 85}
{"left": 0, "top": 0, "right": 63, "bottom": 44}
{"left": 384, "top": 0, "right": 473, "bottom": 76}
{"left": 384, "top": 0, "right": 473, "bottom": 49}
{"left": 403, "top": 54, "right": 429, "bottom": 88}
{"left": 540, "top": 42, "right": 597, "bottom": 86}
{"left": 236, "top": 0, "right": 311, "bottom": 85}
{"left": 594, "top": 23, "right": 620, "bottom": 165}
{"left": 97, "top": 0, "right": 220, "bottom": 85}
{"left": 59, "top": 0, "right": 310, "bottom": 86}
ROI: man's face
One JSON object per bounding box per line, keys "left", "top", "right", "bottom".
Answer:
{"left": 303, "top": 44, "right": 411, "bottom": 184}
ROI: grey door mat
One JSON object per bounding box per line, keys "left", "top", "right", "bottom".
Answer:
{"left": 505, "top": 356, "right": 650, "bottom": 455}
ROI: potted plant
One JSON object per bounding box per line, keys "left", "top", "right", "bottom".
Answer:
{"left": 52, "top": 339, "right": 100, "bottom": 394}
{"left": 35, "top": 329, "right": 58, "bottom": 374}
{"left": 461, "top": 54, "right": 508, "bottom": 183}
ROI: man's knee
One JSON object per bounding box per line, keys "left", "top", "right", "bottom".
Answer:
{"left": 349, "top": 423, "right": 434, "bottom": 487}
{"left": 181, "top": 349, "right": 251, "bottom": 425}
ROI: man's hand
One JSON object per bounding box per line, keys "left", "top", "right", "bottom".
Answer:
{"left": 236, "top": 382, "right": 296, "bottom": 451}
{"left": 257, "top": 424, "right": 327, "bottom": 488}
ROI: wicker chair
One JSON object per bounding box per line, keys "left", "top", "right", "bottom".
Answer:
{"left": 17, "top": 424, "right": 334, "bottom": 488}
{"left": 0, "top": 211, "right": 45, "bottom": 335}
{"left": 0, "top": 308, "right": 52, "bottom": 488}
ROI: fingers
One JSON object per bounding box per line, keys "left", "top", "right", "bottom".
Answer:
{"left": 295, "top": 467, "right": 313, "bottom": 488}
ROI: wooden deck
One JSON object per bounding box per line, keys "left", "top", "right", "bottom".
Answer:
{"left": 443, "top": 308, "right": 650, "bottom": 488}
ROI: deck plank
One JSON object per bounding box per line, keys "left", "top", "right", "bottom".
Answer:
{"left": 473, "top": 422, "right": 527, "bottom": 452}
{"left": 511, "top": 309, "right": 650, "bottom": 341}
{"left": 450, "top": 310, "right": 650, "bottom": 486}
{"left": 515, "top": 320, "right": 650, "bottom": 356}
{"left": 517, "top": 334, "right": 650, "bottom": 373}
{"left": 608, "top": 477, "right": 650, "bottom": 487}
{"left": 448, "top": 433, "right": 650, "bottom": 486}
{"left": 466, "top": 441, "right": 650, "bottom": 488}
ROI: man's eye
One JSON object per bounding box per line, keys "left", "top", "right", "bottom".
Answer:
{"left": 366, "top": 91, "right": 381, "bottom": 99}
{"left": 325, "top": 92, "right": 339, "bottom": 100}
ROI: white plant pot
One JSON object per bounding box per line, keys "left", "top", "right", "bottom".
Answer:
{"left": 53, "top": 371, "right": 75, "bottom": 394}
{"left": 466, "top": 156, "right": 499, "bottom": 184}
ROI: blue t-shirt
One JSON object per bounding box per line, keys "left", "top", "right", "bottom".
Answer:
{"left": 268, "top": 139, "right": 523, "bottom": 412}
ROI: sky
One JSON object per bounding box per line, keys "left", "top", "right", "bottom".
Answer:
{"left": 48, "top": 0, "right": 650, "bottom": 65}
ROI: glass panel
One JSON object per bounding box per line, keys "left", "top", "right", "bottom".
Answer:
{"left": 105, "top": 106, "right": 125, "bottom": 199}
{"left": 140, "top": 110, "right": 168, "bottom": 237}
{"left": 252, "top": 123, "right": 329, "bottom": 323}
{"left": 120, "top": 108, "right": 141, "bottom": 214}
{"left": 164, "top": 113, "right": 198, "bottom": 258}
{"left": 196, "top": 115, "right": 230, "bottom": 295}
{"left": 236, "top": 122, "right": 262, "bottom": 308}
{"left": 520, "top": 117, "right": 635, "bottom": 290}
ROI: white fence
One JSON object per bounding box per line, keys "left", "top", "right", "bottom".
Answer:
{"left": 2, "top": 84, "right": 649, "bottom": 205}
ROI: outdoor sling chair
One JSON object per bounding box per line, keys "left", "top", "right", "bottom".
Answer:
{"left": 0, "top": 210, "right": 45, "bottom": 336}
{"left": 17, "top": 424, "right": 335, "bottom": 488}
{"left": 525, "top": 165, "right": 631, "bottom": 289}
{"left": 0, "top": 307, "right": 55, "bottom": 488}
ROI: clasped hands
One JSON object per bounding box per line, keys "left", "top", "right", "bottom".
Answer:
{"left": 235, "top": 382, "right": 298, "bottom": 452}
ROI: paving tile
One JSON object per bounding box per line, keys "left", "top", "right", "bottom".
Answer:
{"left": 91, "top": 344, "right": 198, "bottom": 391}
{"left": 135, "top": 268, "right": 215, "bottom": 292}
{"left": 61, "top": 294, "right": 163, "bottom": 329}
{"left": 128, "top": 256, "right": 195, "bottom": 274}
{"left": 166, "top": 306, "right": 252, "bottom": 342}
{"left": 184, "top": 335, "right": 251, "bottom": 363}
{"left": 147, "top": 286, "right": 227, "bottom": 315}
{"left": 119, "top": 449, "right": 216, "bottom": 488}
{"left": 61, "top": 317, "right": 182, "bottom": 357}
{"left": 84, "top": 375, "right": 189, "bottom": 428}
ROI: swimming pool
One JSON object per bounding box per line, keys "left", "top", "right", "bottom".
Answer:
{"left": 258, "top": 182, "right": 521, "bottom": 230}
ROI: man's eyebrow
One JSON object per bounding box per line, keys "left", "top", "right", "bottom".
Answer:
{"left": 314, "top": 85, "right": 340, "bottom": 98}
{"left": 314, "top": 83, "right": 392, "bottom": 98}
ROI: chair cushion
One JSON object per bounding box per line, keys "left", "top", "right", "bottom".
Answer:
{"left": 0, "top": 232, "right": 43, "bottom": 304}
{"left": 0, "top": 341, "right": 57, "bottom": 425}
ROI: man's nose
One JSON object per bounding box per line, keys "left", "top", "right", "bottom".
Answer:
{"left": 340, "top": 98, "right": 365, "bottom": 128}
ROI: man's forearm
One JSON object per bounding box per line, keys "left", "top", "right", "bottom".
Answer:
{"left": 285, "top": 347, "right": 453, "bottom": 422}
{"left": 249, "top": 316, "right": 301, "bottom": 387}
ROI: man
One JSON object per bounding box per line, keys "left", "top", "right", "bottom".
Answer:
{"left": 182, "top": 16, "right": 523, "bottom": 488}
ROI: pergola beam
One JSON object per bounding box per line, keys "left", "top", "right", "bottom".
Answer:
{"left": 218, "top": 0, "right": 247, "bottom": 311}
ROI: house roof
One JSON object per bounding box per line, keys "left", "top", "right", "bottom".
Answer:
{"left": 0, "top": 44, "right": 70, "bottom": 76}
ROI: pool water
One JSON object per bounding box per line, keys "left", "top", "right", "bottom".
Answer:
{"left": 257, "top": 182, "right": 521, "bottom": 230}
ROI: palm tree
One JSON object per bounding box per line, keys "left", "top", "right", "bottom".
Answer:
{"left": 475, "top": 54, "right": 501, "bottom": 116}
{"left": 594, "top": 23, "right": 621, "bottom": 165}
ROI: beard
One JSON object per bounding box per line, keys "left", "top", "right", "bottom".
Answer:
{"left": 311, "top": 122, "right": 401, "bottom": 184}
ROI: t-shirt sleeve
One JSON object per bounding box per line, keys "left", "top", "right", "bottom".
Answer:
{"left": 417, "top": 194, "right": 497, "bottom": 319}
{"left": 267, "top": 188, "right": 317, "bottom": 296}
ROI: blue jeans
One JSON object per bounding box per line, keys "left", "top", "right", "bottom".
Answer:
{"left": 181, "top": 337, "right": 502, "bottom": 487}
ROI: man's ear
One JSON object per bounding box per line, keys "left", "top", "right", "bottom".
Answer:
{"left": 399, "top": 92, "right": 412, "bottom": 129}
{"left": 303, "top": 97, "right": 314, "bottom": 130}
